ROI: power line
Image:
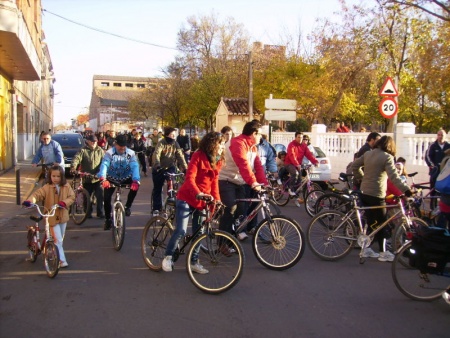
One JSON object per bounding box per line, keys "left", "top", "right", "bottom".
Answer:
{"left": 42, "top": 8, "right": 179, "bottom": 51}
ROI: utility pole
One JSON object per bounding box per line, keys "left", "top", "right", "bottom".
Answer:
{"left": 248, "top": 51, "right": 253, "bottom": 121}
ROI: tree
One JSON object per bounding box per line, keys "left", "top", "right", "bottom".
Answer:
{"left": 382, "top": 0, "right": 450, "bottom": 21}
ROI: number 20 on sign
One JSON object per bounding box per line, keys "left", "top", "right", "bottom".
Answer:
{"left": 378, "top": 97, "right": 398, "bottom": 119}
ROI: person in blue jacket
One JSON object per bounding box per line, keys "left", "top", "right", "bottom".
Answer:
{"left": 98, "top": 134, "right": 140, "bottom": 230}
{"left": 31, "top": 132, "right": 65, "bottom": 168}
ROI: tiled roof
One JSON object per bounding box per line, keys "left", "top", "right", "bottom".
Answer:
{"left": 222, "top": 97, "right": 261, "bottom": 116}
{"left": 95, "top": 88, "right": 139, "bottom": 102}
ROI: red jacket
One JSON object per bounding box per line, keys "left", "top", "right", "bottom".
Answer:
{"left": 285, "top": 140, "right": 318, "bottom": 167}
{"left": 177, "top": 151, "right": 222, "bottom": 210}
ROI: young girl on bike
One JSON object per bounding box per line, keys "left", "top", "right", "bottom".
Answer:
{"left": 23, "top": 165, "right": 75, "bottom": 267}
{"left": 162, "top": 132, "right": 225, "bottom": 273}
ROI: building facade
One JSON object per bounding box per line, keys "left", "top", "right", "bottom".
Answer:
{"left": 0, "top": 0, "right": 54, "bottom": 171}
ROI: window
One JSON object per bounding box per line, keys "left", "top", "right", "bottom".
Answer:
{"left": 113, "top": 83, "right": 122, "bottom": 87}
{"left": 101, "top": 82, "right": 110, "bottom": 87}
{"left": 125, "top": 83, "right": 133, "bottom": 88}
{"left": 137, "top": 84, "right": 145, "bottom": 88}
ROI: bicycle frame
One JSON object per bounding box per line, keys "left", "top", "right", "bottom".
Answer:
{"left": 234, "top": 190, "right": 274, "bottom": 235}
{"left": 281, "top": 165, "right": 315, "bottom": 196}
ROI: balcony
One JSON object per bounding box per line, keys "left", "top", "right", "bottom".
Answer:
{"left": 0, "top": 1, "right": 41, "bottom": 80}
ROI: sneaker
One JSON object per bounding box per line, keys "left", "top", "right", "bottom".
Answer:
{"left": 219, "top": 245, "right": 233, "bottom": 257}
{"left": 276, "top": 179, "right": 282, "bottom": 185}
{"left": 125, "top": 207, "right": 131, "bottom": 216}
{"left": 237, "top": 232, "right": 248, "bottom": 241}
{"left": 152, "top": 210, "right": 160, "bottom": 217}
{"left": 442, "top": 289, "right": 450, "bottom": 305}
{"left": 103, "top": 219, "right": 112, "bottom": 231}
{"left": 60, "top": 261, "right": 69, "bottom": 268}
{"left": 191, "top": 262, "right": 209, "bottom": 274}
{"left": 294, "top": 198, "right": 304, "bottom": 207}
{"left": 378, "top": 251, "right": 395, "bottom": 262}
{"left": 288, "top": 188, "right": 297, "bottom": 197}
{"left": 361, "top": 247, "right": 380, "bottom": 258}
{"left": 162, "top": 256, "right": 173, "bottom": 272}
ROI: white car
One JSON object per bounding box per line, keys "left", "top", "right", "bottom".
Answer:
{"left": 273, "top": 144, "right": 331, "bottom": 189}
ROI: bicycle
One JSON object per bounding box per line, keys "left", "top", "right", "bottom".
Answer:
{"left": 36, "top": 163, "right": 54, "bottom": 187}
{"left": 271, "top": 164, "right": 322, "bottom": 207}
{"left": 108, "top": 180, "right": 129, "bottom": 251}
{"left": 234, "top": 185, "right": 305, "bottom": 270}
{"left": 141, "top": 197, "right": 245, "bottom": 294}
{"left": 151, "top": 169, "right": 184, "bottom": 215}
{"left": 24, "top": 203, "right": 62, "bottom": 278}
{"left": 307, "top": 192, "right": 428, "bottom": 263}
{"left": 69, "top": 171, "right": 93, "bottom": 225}
{"left": 408, "top": 172, "right": 440, "bottom": 224}
{"left": 391, "top": 226, "right": 450, "bottom": 301}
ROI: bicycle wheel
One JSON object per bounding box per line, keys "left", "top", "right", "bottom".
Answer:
{"left": 315, "top": 193, "right": 352, "bottom": 215}
{"left": 27, "top": 229, "right": 38, "bottom": 263}
{"left": 141, "top": 216, "right": 174, "bottom": 271}
{"left": 44, "top": 241, "right": 60, "bottom": 278}
{"left": 186, "top": 230, "right": 244, "bottom": 294}
{"left": 392, "top": 241, "right": 449, "bottom": 301}
{"left": 71, "top": 188, "right": 91, "bottom": 225}
{"left": 112, "top": 203, "right": 126, "bottom": 251}
{"left": 392, "top": 217, "right": 429, "bottom": 267}
{"left": 304, "top": 189, "right": 325, "bottom": 217}
{"left": 253, "top": 216, "right": 305, "bottom": 270}
{"left": 307, "top": 210, "right": 356, "bottom": 261}
{"left": 271, "top": 184, "right": 290, "bottom": 207}
{"left": 302, "top": 182, "right": 322, "bottom": 200}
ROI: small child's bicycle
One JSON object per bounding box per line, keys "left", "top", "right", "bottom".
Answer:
{"left": 24, "top": 203, "right": 62, "bottom": 278}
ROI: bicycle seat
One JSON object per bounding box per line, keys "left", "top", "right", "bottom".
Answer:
{"left": 339, "top": 173, "right": 353, "bottom": 182}
{"left": 30, "top": 215, "right": 43, "bottom": 222}
{"left": 408, "top": 172, "right": 418, "bottom": 177}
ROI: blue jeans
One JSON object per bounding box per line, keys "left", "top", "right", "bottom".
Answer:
{"left": 152, "top": 166, "right": 176, "bottom": 212}
{"left": 165, "top": 199, "right": 203, "bottom": 263}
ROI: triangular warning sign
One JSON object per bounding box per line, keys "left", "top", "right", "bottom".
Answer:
{"left": 379, "top": 77, "right": 398, "bottom": 97}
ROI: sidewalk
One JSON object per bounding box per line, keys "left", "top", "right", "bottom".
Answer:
{"left": 0, "top": 158, "right": 41, "bottom": 225}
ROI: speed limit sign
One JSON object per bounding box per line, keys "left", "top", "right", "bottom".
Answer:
{"left": 379, "top": 97, "right": 398, "bottom": 119}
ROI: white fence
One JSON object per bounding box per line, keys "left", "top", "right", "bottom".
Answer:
{"left": 270, "top": 123, "right": 439, "bottom": 185}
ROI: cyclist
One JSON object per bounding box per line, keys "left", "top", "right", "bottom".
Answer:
{"left": 70, "top": 134, "right": 105, "bottom": 219}
{"left": 130, "top": 132, "right": 148, "bottom": 177}
{"left": 352, "top": 136, "right": 412, "bottom": 262}
{"left": 176, "top": 128, "right": 191, "bottom": 163}
{"left": 284, "top": 132, "right": 318, "bottom": 198}
{"left": 98, "top": 134, "right": 140, "bottom": 230}
{"left": 22, "top": 165, "right": 75, "bottom": 268}
{"left": 31, "top": 132, "right": 65, "bottom": 169}
{"left": 146, "top": 128, "right": 162, "bottom": 168}
{"left": 162, "top": 132, "right": 225, "bottom": 273}
{"left": 218, "top": 120, "right": 268, "bottom": 242}
{"left": 151, "top": 127, "right": 187, "bottom": 215}
{"left": 257, "top": 133, "right": 278, "bottom": 179}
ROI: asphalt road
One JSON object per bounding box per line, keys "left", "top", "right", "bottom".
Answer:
{"left": 1, "top": 174, "right": 449, "bottom": 338}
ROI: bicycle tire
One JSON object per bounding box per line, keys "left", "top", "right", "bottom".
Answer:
{"left": 314, "top": 193, "right": 352, "bottom": 215}
{"left": 302, "top": 182, "right": 322, "bottom": 200}
{"left": 304, "top": 189, "right": 326, "bottom": 217}
{"left": 141, "top": 216, "right": 174, "bottom": 271}
{"left": 392, "top": 217, "right": 429, "bottom": 267}
{"left": 112, "top": 203, "right": 126, "bottom": 251}
{"left": 71, "top": 188, "right": 91, "bottom": 225}
{"left": 392, "top": 241, "right": 449, "bottom": 301}
{"left": 307, "top": 210, "right": 356, "bottom": 261}
{"left": 44, "top": 241, "right": 60, "bottom": 278}
{"left": 27, "top": 229, "right": 38, "bottom": 263}
{"left": 186, "top": 230, "right": 244, "bottom": 294}
{"left": 271, "top": 183, "right": 290, "bottom": 207}
{"left": 253, "top": 216, "right": 305, "bottom": 270}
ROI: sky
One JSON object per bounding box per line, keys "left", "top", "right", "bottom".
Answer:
{"left": 41, "top": 0, "right": 365, "bottom": 125}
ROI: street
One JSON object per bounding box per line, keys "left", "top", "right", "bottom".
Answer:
{"left": 1, "top": 174, "right": 449, "bottom": 338}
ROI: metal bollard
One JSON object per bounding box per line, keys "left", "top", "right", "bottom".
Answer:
{"left": 16, "top": 167, "right": 20, "bottom": 205}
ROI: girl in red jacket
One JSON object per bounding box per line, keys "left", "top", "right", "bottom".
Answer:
{"left": 162, "top": 132, "right": 225, "bottom": 274}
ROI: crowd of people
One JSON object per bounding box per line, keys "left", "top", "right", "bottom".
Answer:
{"left": 25, "top": 124, "right": 450, "bottom": 303}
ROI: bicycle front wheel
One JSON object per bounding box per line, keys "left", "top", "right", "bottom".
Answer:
{"left": 270, "top": 184, "right": 290, "bottom": 207}
{"left": 186, "top": 230, "right": 244, "bottom": 294}
{"left": 304, "top": 189, "right": 325, "bottom": 217}
{"left": 71, "top": 188, "right": 91, "bottom": 225}
{"left": 141, "top": 216, "right": 174, "bottom": 271}
{"left": 253, "top": 216, "right": 305, "bottom": 270}
{"left": 112, "top": 203, "right": 126, "bottom": 251}
{"left": 392, "top": 217, "right": 429, "bottom": 267}
{"left": 307, "top": 210, "right": 356, "bottom": 261}
{"left": 44, "top": 241, "right": 60, "bottom": 278}
{"left": 392, "top": 241, "right": 449, "bottom": 301}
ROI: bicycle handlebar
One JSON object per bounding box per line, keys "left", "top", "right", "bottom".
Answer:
{"left": 73, "top": 171, "right": 96, "bottom": 179}
{"left": 23, "top": 203, "right": 62, "bottom": 217}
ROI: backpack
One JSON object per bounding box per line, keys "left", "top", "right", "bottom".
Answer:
{"left": 435, "top": 156, "right": 450, "bottom": 195}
